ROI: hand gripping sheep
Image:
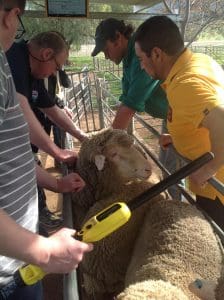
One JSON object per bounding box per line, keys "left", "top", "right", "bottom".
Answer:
{"left": 12, "top": 151, "right": 213, "bottom": 287}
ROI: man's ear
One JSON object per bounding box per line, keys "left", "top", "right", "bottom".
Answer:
{"left": 151, "top": 47, "right": 164, "bottom": 62}
{"left": 41, "top": 48, "right": 54, "bottom": 61}
{"left": 2, "top": 8, "right": 20, "bottom": 29}
{"left": 152, "top": 47, "right": 162, "bottom": 58}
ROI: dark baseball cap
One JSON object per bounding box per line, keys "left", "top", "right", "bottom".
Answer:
{"left": 91, "top": 18, "right": 125, "bottom": 57}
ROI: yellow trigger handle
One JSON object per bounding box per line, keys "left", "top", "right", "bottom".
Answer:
{"left": 16, "top": 264, "right": 46, "bottom": 286}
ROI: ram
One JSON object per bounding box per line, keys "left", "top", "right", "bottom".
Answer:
{"left": 71, "top": 128, "right": 165, "bottom": 298}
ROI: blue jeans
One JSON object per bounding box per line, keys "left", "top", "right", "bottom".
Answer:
{"left": 0, "top": 280, "right": 43, "bottom": 300}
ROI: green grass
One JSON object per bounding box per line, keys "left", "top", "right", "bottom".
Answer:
{"left": 66, "top": 56, "right": 94, "bottom": 72}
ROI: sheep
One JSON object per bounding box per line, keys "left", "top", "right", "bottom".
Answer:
{"left": 117, "top": 198, "right": 223, "bottom": 300}
{"left": 71, "top": 128, "right": 166, "bottom": 298}
{"left": 71, "top": 127, "right": 154, "bottom": 229}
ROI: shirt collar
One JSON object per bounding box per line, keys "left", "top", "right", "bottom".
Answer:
{"left": 163, "top": 48, "right": 193, "bottom": 88}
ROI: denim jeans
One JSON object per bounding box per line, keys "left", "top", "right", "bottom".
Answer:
{"left": 159, "top": 120, "right": 185, "bottom": 200}
{"left": 0, "top": 280, "right": 43, "bottom": 300}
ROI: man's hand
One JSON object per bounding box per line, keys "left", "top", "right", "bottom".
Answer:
{"left": 56, "top": 149, "right": 77, "bottom": 165}
{"left": 57, "top": 173, "right": 85, "bottom": 193}
{"left": 159, "top": 133, "right": 173, "bottom": 150}
{"left": 189, "top": 162, "right": 217, "bottom": 188}
{"left": 39, "top": 228, "right": 93, "bottom": 274}
{"left": 77, "top": 132, "right": 89, "bottom": 143}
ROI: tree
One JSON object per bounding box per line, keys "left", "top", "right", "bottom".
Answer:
{"left": 162, "top": 0, "right": 224, "bottom": 44}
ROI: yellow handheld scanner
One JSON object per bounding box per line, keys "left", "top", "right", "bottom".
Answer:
{"left": 14, "top": 152, "right": 213, "bottom": 286}
{"left": 16, "top": 202, "right": 131, "bottom": 285}
{"left": 76, "top": 202, "right": 131, "bottom": 242}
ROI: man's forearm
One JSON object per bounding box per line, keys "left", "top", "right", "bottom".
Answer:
{"left": 42, "top": 106, "right": 87, "bottom": 142}
{"left": 203, "top": 106, "right": 224, "bottom": 171}
{"left": 112, "top": 105, "right": 136, "bottom": 129}
{"left": 36, "top": 164, "right": 59, "bottom": 192}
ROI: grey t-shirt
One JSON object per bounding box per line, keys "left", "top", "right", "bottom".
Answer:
{"left": 0, "top": 48, "right": 38, "bottom": 286}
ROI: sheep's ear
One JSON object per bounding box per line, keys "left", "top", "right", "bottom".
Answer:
{"left": 94, "top": 154, "right": 106, "bottom": 171}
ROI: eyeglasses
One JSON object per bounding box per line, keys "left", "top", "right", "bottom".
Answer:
{"left": 29, "top": 51, "right": 63, "bottom": 71}
{"left": 4, "top": 7, "right": 26, "bottom": 40}
{"left": 15, "top": 14, "right": 26, "bottom": 40}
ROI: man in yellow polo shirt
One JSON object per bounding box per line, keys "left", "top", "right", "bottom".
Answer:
{"left": 135, "top": 15, "right": 224, "bottom": 230}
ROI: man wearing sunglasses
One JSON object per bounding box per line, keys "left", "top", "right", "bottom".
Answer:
{"left": 0, "top": 1, "right": 93, "bottom": 299}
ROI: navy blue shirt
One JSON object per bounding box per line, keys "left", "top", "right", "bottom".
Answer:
{"left": 6, "top": 40, "right": 55, "bottom": 109}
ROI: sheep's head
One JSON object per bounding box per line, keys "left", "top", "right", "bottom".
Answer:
{"left": 78, "top": 128, "right": 152, "bottom": 182}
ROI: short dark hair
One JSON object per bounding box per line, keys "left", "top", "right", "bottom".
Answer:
{"left": 29, "top": 31, "right": 68, "bottom": 55}
{"left": 92, "top": 18, "right": 134, "bottom": 56}
{"left": 0, "top": 0, "right": 26, "bottom": 14}
{"left": 135, "top": 16, "right": 184, "bottom": 56}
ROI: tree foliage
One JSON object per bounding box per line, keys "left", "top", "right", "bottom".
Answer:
{"left": 162, "top": 0, "right": 224, "bottom": 44}
{"left": 22, "top": 17, "right": 98, "bottom": 50}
